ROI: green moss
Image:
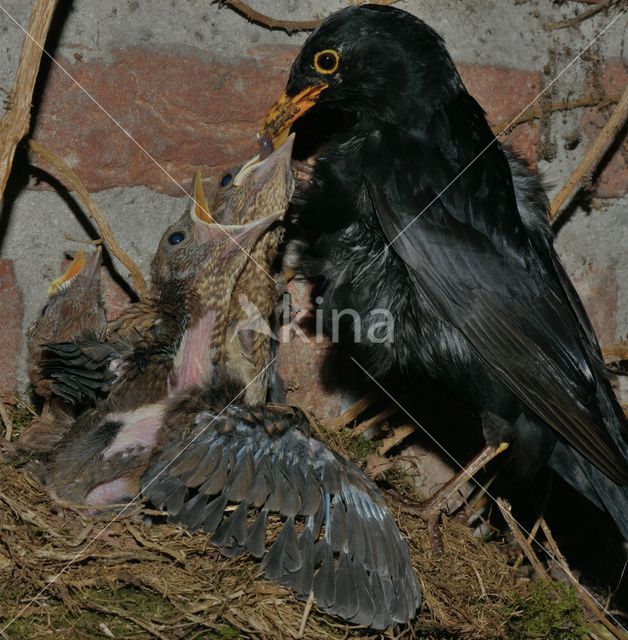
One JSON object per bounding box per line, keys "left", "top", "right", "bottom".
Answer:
{"left": 6, "top": 400, "right": 34, "bottom": 439}
{"left": 206, "top": 624, "right": 241, "bottom": 639}
{"left": 383, "top": 465, "right": 423, "bottom": 500}
{"left": 505, "top": 579, "right": 589, "bottom": 640}
{"left": 339, "top": 428, "right": 379, "bottom": 463}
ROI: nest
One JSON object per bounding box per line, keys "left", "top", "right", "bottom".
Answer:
{"left": 0, "top": 411, "right": 589, "bottom": 640}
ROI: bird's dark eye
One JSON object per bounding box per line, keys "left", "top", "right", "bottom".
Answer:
{"left": 314, "top": 49, "right": 340, "bottom": 75}
{"left": 168, "top": 232, "right": 185, "bottom": 245}
{"left": 220, "top": 172, "right": 232, "bottom": 187}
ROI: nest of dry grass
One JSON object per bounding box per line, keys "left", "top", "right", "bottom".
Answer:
{"left": 0, "top": 409, "right": 595, "bottom": 640}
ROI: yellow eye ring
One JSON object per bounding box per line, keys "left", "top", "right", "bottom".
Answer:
{"left": 314, "top": 49, "right": 340, "bottom": 75}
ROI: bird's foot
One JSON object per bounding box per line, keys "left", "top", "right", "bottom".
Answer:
{"left": 386, "top": 490, "right": 445, "bottom": 554}
{"left": 387, "top": 442, "right": 510, "bottom": 555}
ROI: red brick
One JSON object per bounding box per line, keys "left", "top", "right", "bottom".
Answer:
{"left": 32, "top": 45, "right": 299, "bottom": 196}
{"left": 275, "top": 279, "right": 343, "bottom": 420}
{"left": 0, "top": 260, "right": 24, "bottom": 399}
{"left": 460, "top": 64, "right": 542, "bottom": 163}
{"left": 580, "top": 59, "right": 627, "bottom": 198}
{"left": 101, "top": 268, "right": 133, "bottom": 322}
{"left": 459, "top": 64, "right": 543, "bottom": 124}
{"left": 568, "top": 263, "right": 617, "bottom": 347}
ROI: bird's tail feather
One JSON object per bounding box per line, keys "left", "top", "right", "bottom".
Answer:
{"left": 548, "top": 439, "right": 628, "bottom": 539}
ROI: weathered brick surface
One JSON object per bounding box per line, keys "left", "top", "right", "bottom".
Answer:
{"left": 32, "top": 45, "right": 299, "bottom": 196}
{"left": 0, "top": 260, "right": 24, "bottom": 398}
{"left": 568, "top": 263, "right": 618, "bottom": 348}
{"left": 275, "top": 279, "right": 343, "bottom": 420}
{"left": 101, "top": 268, "right": 133, "bottom": 322}
{"left": 580, "top": 59, "right": 627, "bottom": 198}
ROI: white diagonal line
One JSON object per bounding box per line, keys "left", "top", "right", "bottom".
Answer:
{"left": 0, "top": 2, "right": 277, "bottom": 283}
{"left": 351, "top": 7, "right": 627, "bottom": 283}
{"left": 0, "top": 357, "right": 276, "bottom": 633}
{"left": 351, "top": 356, "right": 627, "bottom": 632}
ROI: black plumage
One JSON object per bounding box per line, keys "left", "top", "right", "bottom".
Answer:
{"left": 261, "top": 5, "right": 628, "bottom": 534}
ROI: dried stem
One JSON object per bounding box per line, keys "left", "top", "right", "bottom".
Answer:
{"left": 496, "top": 497, "right": 548, "bottom": 578}
{"left": 216, "top": 0, "right": 401, "bottom": 32}
{"left": 549, "top": 84, "right": 628, "bottom": 222}
{"left": 545, "top": 0, "right": 623, "bottom": 31}
{"left": 216, "top": 0, "right": 321, "bottom": 32}
{"left": 0, "top": 400, "right": 14, "bottom": 442}
{"left": 491, "top": 92, "right": 621, "bottom": 133}
{"left": 0, "top": 0, "right": 58, "bottom": 198}
{"left": 28, "top": 139, "right": 149, "bottom": 299}
{"left": 603, "top": 342, "right": 628, "bottom": 363}
{"left": 540, "top": 519, "right": 626, "bottom": 639}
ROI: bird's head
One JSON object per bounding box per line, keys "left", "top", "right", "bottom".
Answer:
{"left": 28, "top": 248, "right": 106, "bottom": 360}
{"left": 261, "top": 5, "right": 461, "bottom": 148}
{"left": 212, "top": 132, "right": 295, "bottom": 226}
{"left": 151, "top": 136, "right": 294, "bottom": 317}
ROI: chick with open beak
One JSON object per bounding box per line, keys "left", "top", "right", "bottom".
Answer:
{"left": 211, "top": 133, "right": 295, "bottom": 404}
{"left": 45, "top": 169, "right": 283, "bottom": 505}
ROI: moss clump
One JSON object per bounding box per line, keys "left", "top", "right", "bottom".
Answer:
{"left": 505, "top": 579, "right": 588, "bottom": 640}
{"left": 339, "top": 428, "right": 379, "bottom": 463}
{"left": 5, "top": 399, "right": 35, "bottom": 439}
{"left": 384, "top": 464, "right": 423, "bottom": 500}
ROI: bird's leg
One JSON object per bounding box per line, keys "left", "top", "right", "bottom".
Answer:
{"left": 388, "top": 442, "right": 509, "bottom": 554}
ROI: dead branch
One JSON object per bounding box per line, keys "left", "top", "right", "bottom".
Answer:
{"left": 0, "top": 0, "right": 58, "bottom": 199}
{"left": 545, "top": 0, "right": 623, "bottom": 30}
{"left": 491, "top": 92, "right": 621, "bottom": 133}
{"left": 216, "top": 0, "right": 321, "bottom": 32}
{"left": 327, "top": 390, "right": 383, "bottom": 430}
{"left": 216, "top": 0, "right": 401, "bottom": 33}
{"left": 0, "top": 400, "right": 14, "bottom": 442}
{"left": 549, "top": 84, "right": 628, "bottom": 222}
{"left": 540, "top": 519, "right": 627, "bottom": 639}
{"left": 495, "top": 497, "right": 548, "bottom": 578}
{"left": 28, "top": 139, "right": 149, "bottom": 299}
{"left": 603, "top": 342, "right": 628, "bottom": 363}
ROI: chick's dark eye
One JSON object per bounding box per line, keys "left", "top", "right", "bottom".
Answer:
{"left": 220, "top": 172, "right": 232, "bottom": 187}
{"left": 314, "top": 49, "right": 340, "bottom": 75}
{"left": 168, "top": 232, "right": 185, "bottom": 245}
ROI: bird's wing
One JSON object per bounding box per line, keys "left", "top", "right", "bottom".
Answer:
{"left": 142, "top": 402, "right": 420, "bottom": 629}
{"left": 41, "top": 337, "right": 125, "bottom": 405}
{"left": 365, "top": 123, "right": 627, "bottom": 484}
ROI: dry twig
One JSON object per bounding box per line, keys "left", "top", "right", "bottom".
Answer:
{"left": 549, "top": 84, "right": 628, "bottom": 222}
{"left": 545, "top": 0, "right": 623, "bottom": 30}
{"left": 603, "top": 342, "right": 628, "bottom": 363}
{"left": 0, "top": 401, "right": 13, "bottom": 442}
{"left": 496, "top": 497, "right": 547, "bottom": 578}
{"left": 216, "top": 0, "right": 402, "bottom": 33}
{"left": 540, "top": 519, "right": 627, "bottom": 639}
{"left": 491, "top": 92, "right": 622, "bottom": 133}
{"left": 0, "top": 0, "right": 58, "bottom": 198}
{"left": 28, "top": 139, "right": 149, "bottom": 298}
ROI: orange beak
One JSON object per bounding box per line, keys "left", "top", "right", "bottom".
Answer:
{"left": 192, "top": 169, "right": 213, "bottom": 225}
{"left": 260, "top": 84, "right": 328, "bottom": 148}
{"left": 48, "top": 250, "right": 87, "bottom": 294}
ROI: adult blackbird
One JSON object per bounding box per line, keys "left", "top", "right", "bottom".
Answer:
{"left": 260, "top": 5, "right": 628, "bottom": 535}
{"left": 18, "top": 249, "right": 107, "bottom": 452}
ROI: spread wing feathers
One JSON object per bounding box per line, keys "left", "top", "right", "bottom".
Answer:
{"left": 366, "top": 138, "right": 628, "bottom": 484}
{"left": 141, "top": 404, "right": 420, "bottom": 628}
{"left": 41, "top": 338, "right": 120, "bottom": 405}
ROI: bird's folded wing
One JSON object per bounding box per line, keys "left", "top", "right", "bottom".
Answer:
{"left": 367, "top": 154, "right": 628, "bottom": 484}
{"left": 41, "top": 338, "right": 122, "bottom": 405}
{"left": 141, "top": 403, "right": 420, "bottom": 629}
